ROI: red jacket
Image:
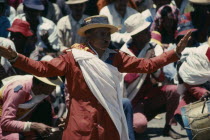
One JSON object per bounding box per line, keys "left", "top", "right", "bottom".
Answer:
{"left": 13, "top": 45, "right": 178, "bottom": 140}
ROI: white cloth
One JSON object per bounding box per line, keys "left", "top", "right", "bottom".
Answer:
{"left": 174, "top": 43, "right": 210, "bottom": 96}
{"left": 120, "top": 38, "right": 163, "bottom": 100}
{"left": 0, "top": 37, "right": 16, "bottom": 73}
{"left": 71, "top": 48, "right": 129, "bottom": 140}
{"left": 179, "top": 44, "right": 210, "bottom": 85}
{"left": 57, "top": 14, "right": 88, "bottom": 49}
{"left": 99, "top": 3, "right": 138, "bottom": 44}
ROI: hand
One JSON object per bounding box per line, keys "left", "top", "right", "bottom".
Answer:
{"left": 31, "top": 122, "right": 52, "bottom": 138}
{"left": 57, "top": 117, "right": 66, "bottom": 130}
{"left": 145, "top": 48, "right": 155, "bottom": 59}
{"left": 176, "top": 31, "right": 192, "bottom": 54}
{"left": 0, "top": 45, "right": 17, "bottom": 60}
{"left": 200, "top": 91, "right": 210, "bottom": 101}
{"left": 41, "top": 31, "right": 49, "bottom": 44}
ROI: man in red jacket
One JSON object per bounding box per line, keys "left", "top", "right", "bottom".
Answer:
{"left": 0, "top": 15, "right": 191, "bottom": 140}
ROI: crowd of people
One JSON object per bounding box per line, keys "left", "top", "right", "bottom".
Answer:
{"left": 0, "top": 0, "right": 209, "bottom": 140}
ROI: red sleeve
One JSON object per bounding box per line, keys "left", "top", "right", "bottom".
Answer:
{"left": 124, "top": 73, "right": 140, "bottom": 84}
{"left": 114, "top": 50, "right": 179, "bottom": 73}
{"left": 184, "top": 83, "right": 207, "bottom": 100}
{"left": 12, "top": 53, "right": 70, "bottom": 77}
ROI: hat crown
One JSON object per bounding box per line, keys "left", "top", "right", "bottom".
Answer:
{"left": 12, "top": 19, "right": 30, "bottom": 30}
{"left": 81, "top": 15, "right": 110, "bottom": 28}
{"left": 125, "top": 13, "right": 148, "bottom": 34}
{"left": 23, "top": 0, "right": 44, "bottom": 10}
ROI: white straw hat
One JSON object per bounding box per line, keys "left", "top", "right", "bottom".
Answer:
{"left": 66, "top": 0, "right": 88, "bottom": 5}
{"left": 189, "top": 0, "right": 210, "bottom": 5}
{"left": 125, "top": 13, "right": 151, "bottom": 36}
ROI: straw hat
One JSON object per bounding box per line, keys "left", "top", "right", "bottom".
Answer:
{"left": 77, "top": 15, "right": 118, "bottom": 37}
{"left": 189, "top": 0, "right": 210, "bottom": 5}
{"left": 124, "top": 13, "right": 151, "bottom": 36}
{"left": 33, "top": 75, "right": 63, "bottom": 87}
{"left": 66, "top": 0, "right": 88, "bottom": 5}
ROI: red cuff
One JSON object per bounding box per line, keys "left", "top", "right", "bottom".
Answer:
{"left": 206, "top": 47, "right": 210, "bottom": 61}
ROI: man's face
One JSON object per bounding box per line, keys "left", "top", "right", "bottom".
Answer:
{"left": 24, "top": 6, "right": 41, "bottom": 23}
{"left": 132, "top": 27, "right": 151, "bottom": 44}
{"left": 86, "top": 27, "right": 111, "bottom": 50}
{"left": 10, "top": 32, "right": 27, "bottom": 53}
{"left": 36, "top": 82, "right": 56, "bottom": 95}
{"left": 69, "top": 3, "right": 86, "bottom": 19}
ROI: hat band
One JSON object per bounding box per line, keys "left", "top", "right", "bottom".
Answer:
{"left": 81, "top": 17, "right": 109, "bottom": 27}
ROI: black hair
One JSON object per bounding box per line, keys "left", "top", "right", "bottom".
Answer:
{"left": 160, "top": 5, "right": 172, "bottom": 18}
{"left": 33, "top": 76, "right": 42, "bottom": 85}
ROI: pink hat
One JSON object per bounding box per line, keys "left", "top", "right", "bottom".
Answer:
{"left": 7, "top": 19, "right": 33, "bottom": 37}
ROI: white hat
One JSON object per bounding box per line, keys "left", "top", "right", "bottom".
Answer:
{"left": 189, "top": 0, "right": 210, "bottom": 5}
{"left": 125, "top": 13, "right": 151, "bottom": 36}
{"left": 66, "top": 0, "right": 88, "bottom": 5}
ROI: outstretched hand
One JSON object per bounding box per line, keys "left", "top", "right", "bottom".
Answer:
{"left": 176, "top": 31, "right": 192, "bottom": 54}
{"left": 0, "top": 45, "right": 17, "bottom": 60}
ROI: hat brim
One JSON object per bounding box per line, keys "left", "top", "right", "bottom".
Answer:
{"left": 24, "top": 3, "right": 44, "bottom": 11}
{"left": 7, "top": 27, "right": 33, "bottom": 37}
{"left": 78, "top": 24, "right": 119, "bottom": 37}
{"left": 66, "top": 0, "right": 88, "bottom": 4}
{"left": 189, "top": 0, "right": 210, "bottom": 5}
{"left": 176, "top": 29, "right": 197, "bottom": 38}
{"left": 33, "top": 75, "right": 63, "bottom": 87}
{"left": 129, "top": 22, "right": 151, "bottom": 36}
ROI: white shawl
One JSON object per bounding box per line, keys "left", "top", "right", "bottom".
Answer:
{"left": 71, "top": 48, "right": 129, "bottom": 140}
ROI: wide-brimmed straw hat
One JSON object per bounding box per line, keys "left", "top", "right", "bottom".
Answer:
{"left": 124, "top": 13, "right": 151, "bottom": 36}
{"left": 7, "top": 19, "right": 33, "bottom": 37}
{"left": 33, "top": 75, "right": 63, "bottom": 87}
{"left": 189, "top": 0, "right": 210, "bottom": 5}
{"left": 77, "top": 15, "right": 118, "bottom": 37}
{"left": 66, "top": 0, "right": 88, "bottom": 5}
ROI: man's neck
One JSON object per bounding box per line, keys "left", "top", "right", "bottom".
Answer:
{"left": 88, "top": 43, "right": 106, "bottom": 58}
{"left": 72, "top": 14, "right": 82, "bottom": 22}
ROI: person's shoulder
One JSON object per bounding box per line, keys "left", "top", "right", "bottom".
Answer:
{"left": 41, "top": 16, "right": 55, "bottom": 26}
{"left": 100, "top": 3, "right": 113, "bottom": 14}
{"left": 126, "top": 6, "right": 138, "bottom": 14}
{"left": 57, "top": 15, "right": 69, "bottom": 24}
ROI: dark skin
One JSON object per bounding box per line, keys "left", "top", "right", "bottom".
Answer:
{"left": 85, "top": 27, "right": 111, "bottom": 58}
{"left": 30, "top": 77, "right": 56, "bottom": 138}
{"left": 131, "top": 27, "right": 151, "bottom": 50}
{"left": 114, "top": 0, "right": 128, "bottom": 17}
{"left": 23, "top": 5, "right": 41, "bottom": 33}
{"left": 69, "top": 3, "right": 86, "bottom": 22}
{"left": 191, "top": 4, "right": 210, "bottom": 43}
{"left": 10, "top": 32, "right": 27, "bottom": 54}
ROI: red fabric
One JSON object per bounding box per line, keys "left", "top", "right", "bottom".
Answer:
{"left": 206, "top": 47, "right": 210, "bottom": 61}
{"left": 175, "top": 84, "right": 207, "bottom": 115}
{"left": 124, "top": 73, "right": 140, "bottom": 84}
{"left": 7, "top": 19, "right": 33, "bottom": 37}
{"left": 7, "top": 0, "right": 23, "bottom": 9}
{"left": 13, "top": 45, "right": 178, "bottom": 140}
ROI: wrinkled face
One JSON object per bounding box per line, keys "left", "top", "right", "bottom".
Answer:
{"left": 153, "top": 0, "right": 171, "bottom": 9}
{"left": 10, "top": 32, "right": 27, "bottom": 53}
{"left": 24, "top": 6, "right": 41, "bottom": 23}
{"left": 69, "top": 3, "right": 86, "bottom": 19}
{"left": 114, "top": 0, "right": 128, "bottom": 13}
{"left": 132, "top": 27, "right": 151, "bottom": 45}
{"left": 85, "top": 27, "right": 111, "bottom": 50}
